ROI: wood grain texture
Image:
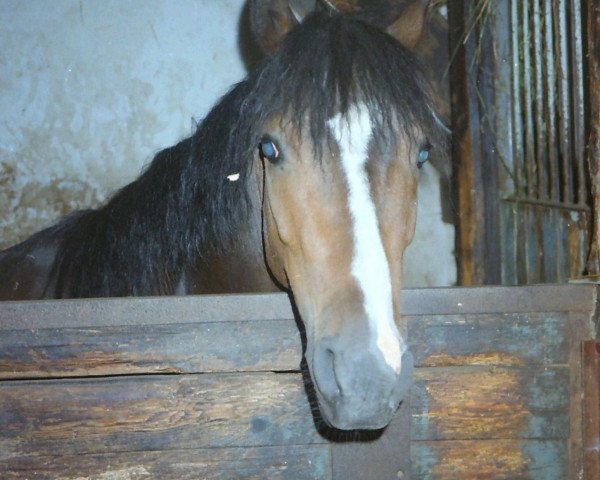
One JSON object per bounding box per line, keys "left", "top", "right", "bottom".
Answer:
{"left": 0, "top": 320, "right": 302, "bottom": 379}
{"left": 0, "top": 366, "right": 571, "bottom": 475}
{"left": 408, "top": 312, "right": 569, "bottom": 367}
{"left": 0, "top": 312, "right": 572, "bottom": 380}
{"left": 0, "top": 373, "right": 324, "bottom": 460}
{"left": 0, "top": 445, "right": 330, "bottom": 480}
{"left": 411, "top": 439, "right": 567, "bottom": 480}
{"left": 411, "top": 366, "right": 569, "bottom": 441}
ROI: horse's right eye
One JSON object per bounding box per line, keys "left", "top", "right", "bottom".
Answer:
{"left": 259, "top": 138, "right": 281, "bottom": 163}
{"left": 417, "top": 143, "right": 431, "bottom": 169}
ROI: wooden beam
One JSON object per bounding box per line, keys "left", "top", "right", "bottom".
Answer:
{"left": 0, "top": 284, "right": 596, "bottom": 329}
{"left": 585, "top": 0, "right": 600, "bottom": 276}
{"left": 447, "top": 0, "right": 502, "bottom": 285}
{"left": 583, "top": 341, "right": 600, "bottom": 479}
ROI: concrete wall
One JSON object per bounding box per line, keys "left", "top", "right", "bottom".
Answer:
{"left": 0, "top": 0, "right": 456, "bottom": 287}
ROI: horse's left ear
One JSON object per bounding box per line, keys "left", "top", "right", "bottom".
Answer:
{"left": 249, "top": 0, "right": 317, "bottom": 54}
{"left": 386, "top": 0, "right": 429, "bottom": 51}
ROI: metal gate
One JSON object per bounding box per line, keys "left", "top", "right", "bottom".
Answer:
{"left": 449, "top": 0, "right": 591, "bottom": 285}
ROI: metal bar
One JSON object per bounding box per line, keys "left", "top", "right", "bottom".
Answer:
{"left": 479, "top": 2, "right": 503, "bottom": 285}
{"left": 493, "top": 2, "right": 516, "bottom": 285}
{"left": 572, "top": 211, "right": 590, "bottom": 278}
{"left": 555, "top": 0, "right": 573, "bottom": 203}
{"left": 501, "top": 202, "right": 517, "bottom": 285}
{"left": 544, "top": 0, "right": 560, "bottom": 201}
{"left": 542, "top": 208, "right": 558, "bottom": 282}
{"left": 544, "top": 0, "right": 563, "bottom": 281}
{"left": 504, "top": 196, "right": 591, "bottom": 212}
{"left": 533, "top": 0, "right": 548, "bottom": 199}
{"left": 493, "top": 0, "right": 516, "bottom": 198}
{"left": 510, "top": 0, "right": 528, "bottom": 283}
{"left": 522, "top": 0, "right": 537, "bottom": 198}
{"left": 557, "top": 211, "right": 567, "bottom": 282}
{"left": 516, "top": 197, "right": 528, "bottom": 284}
{"left": 526, "top": 204, "right": 541, "bottom": 283}
{"left": 570, "top": 0, "right": 587, "bottom": 206}
{"left": 567, "top": 210, "right": 583, "bottom": 279}
{"left": 555, "top": 202, "right": 563, "bottom": 280}
{"left": 511, "top": 0, "right": 525, "bottom": 197}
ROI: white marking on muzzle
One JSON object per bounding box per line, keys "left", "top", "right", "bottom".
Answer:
{"left": 328, "top": 105, "right": 403, "bottom": 374}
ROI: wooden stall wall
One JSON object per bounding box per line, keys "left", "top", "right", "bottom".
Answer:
{"left": 585, "top": 0, "right": 600, "bottom": 276}
{"left": 0, "top": 285, "right": 598, "bottom": 479}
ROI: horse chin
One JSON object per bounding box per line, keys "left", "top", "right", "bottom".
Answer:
{"left": 316, "top": 393, "right": 395, "bottom": 431}
{"left": 309, "top": 350, "right": 414, "bottom": 431}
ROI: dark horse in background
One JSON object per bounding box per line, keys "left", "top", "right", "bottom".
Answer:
{"left": 0, "top": 3, "right": 446, "bottom": 430}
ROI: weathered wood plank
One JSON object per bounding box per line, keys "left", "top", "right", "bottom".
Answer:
{"left": 0, "top": 320, "right": 302, "bottom": 379}
{"left": 402, "top": 284, "right": 596, "bottom": 316}
{"left": 584, "top": 0, "right": 600, "bottom": 276}
{"left": 0, "top": 367, "right": 570, "bottom": 454}
{"left": 408, "top": 312, "right": 569, "bottom": 367}
{"left": 583, "top": 341, "right": 600, "bottom": 480}
{"left": 0, "top": 285, "right": 596, "bottom": 330}
{"left": 411, "top": 366, "right": 569, "bottom": 441}
{"left": 447, "top": 0, "right": 490, "bottom": 285}
{"left": 568, "top": 312, "right": 595, "bottom": 478}
{"left": 0, "top": 445, "right": 330, "bottom": 480}
{"left": 0, "top": 312, "right": 572, "bottom": 380}
{"left": 0, "top": 293, "right": 294, "bottom": 329}
{"left": 0, "top": 373, "right": 325, "bottom": 458}
{"left": 411, "top": 439, "right": 567, "bottom": 480}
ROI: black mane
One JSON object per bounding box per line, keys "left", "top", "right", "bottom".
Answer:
{"left": 48, "top": 12, "right": 444, "bottom": 297}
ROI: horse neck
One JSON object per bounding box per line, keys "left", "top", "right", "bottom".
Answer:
{"left": 183, "top": 171, "right": 279, "bottom": 295}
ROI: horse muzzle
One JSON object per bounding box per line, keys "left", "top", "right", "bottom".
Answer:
{"left": 310, "top": 340, "right": 414, "bottom": 430}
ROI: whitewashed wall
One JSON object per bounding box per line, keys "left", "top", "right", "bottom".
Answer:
{"left": 0, "top": 0, "right": 456, "bottom": 287}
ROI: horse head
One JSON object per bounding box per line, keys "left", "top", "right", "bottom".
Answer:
{"left": 248, "top": 4, "right": 445, "bottom": 430}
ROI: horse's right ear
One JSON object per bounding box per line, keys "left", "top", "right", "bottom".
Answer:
{"left": 249, "top": 0, "right": 316, "bottom": 54}
{"left": 385, "top": 0, "right": 429, "bottom": 51}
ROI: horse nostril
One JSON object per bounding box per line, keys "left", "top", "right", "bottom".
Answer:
{"left": 314, "top": 346, "right": 343, "bottom": 401}
{"left": 327, "top": 348, "right": 344, "bottom": 398}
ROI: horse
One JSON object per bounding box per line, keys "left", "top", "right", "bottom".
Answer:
{"left": 0, "top": 11, "right": 445, "bottom": 430}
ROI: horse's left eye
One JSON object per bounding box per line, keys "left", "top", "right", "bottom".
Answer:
{"left": 417, "top": 145, "right": 430, "bottom": 169}
{"left": 259, "top": 138, "right": 281, "bottom": 163}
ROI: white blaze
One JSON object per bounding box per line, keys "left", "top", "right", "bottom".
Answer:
{"left": 328, "top": 104, "right": 403, "bottom": 373}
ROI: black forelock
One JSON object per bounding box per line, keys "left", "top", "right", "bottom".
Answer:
{"left": 231, "top": 13, "right": 444, "bottom": 160}
{"left": 193, "top": 11, "right": 447, "bottom": 193}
